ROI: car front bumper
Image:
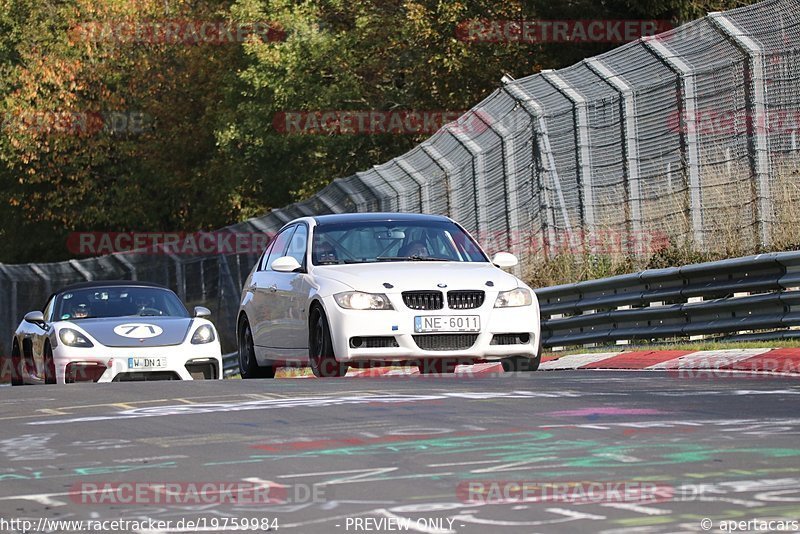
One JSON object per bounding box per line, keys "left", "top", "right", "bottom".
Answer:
{"left": 322, "top": 296, "right": 540, "bottom": 363}
{"left": 52, "top": 342, "right": 223, "bottom": 383}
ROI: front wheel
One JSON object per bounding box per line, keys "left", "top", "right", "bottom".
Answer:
{"left": 502, "top": 341, "right": 542, "bottom": 372}
{"left": 309, "top": 308, "right": 347, "bottom": 378}
{"left": 44, "top": 344, "right": 57, "bottom": 384}
{"left": 238, "top": 320, "right": 275, "bottom": 379}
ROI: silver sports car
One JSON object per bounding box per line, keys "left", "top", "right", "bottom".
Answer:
{"left": 4, "top": 281, "right": 222, "bottom": 384}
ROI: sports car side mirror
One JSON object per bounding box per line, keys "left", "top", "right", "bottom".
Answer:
{"left": 271, "top": 256, "right": 302, "bottom": 273}
{"left": 492, "top": 252, "right": 518, "bottom": 268}
{"left": 23, "top": 310, "right": 46, "bottom": 328}
{"left": 194, "top": 306, "right": 211, "bottom": 318}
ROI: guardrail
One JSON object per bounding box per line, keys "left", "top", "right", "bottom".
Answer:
{"left": 537, "top": 251, "right": 800, "bottom": 347}
{"left": 223, "top": 352, "right": 238, "bottom": 378}
{"left": 220, "top": 251, "right": 800, "bottom": 376}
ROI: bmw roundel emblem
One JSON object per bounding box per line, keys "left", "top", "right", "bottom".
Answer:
{"left": 437, "top": 283, "right": 447, "bottom": 288}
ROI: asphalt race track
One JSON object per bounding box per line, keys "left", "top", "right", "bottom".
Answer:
{"left": 1, "top": 371, "right": 800, "bottom": 533}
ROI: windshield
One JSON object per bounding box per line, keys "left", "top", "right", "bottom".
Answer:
{"left": 311, "top": 220, "right": 488, "bottom": 265}
{"left": 55, "top": 286, "right": 190, "bottom": 321}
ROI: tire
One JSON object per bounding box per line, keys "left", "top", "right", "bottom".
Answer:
{"left": 309, "top": 308, "right": 347, "bottom": 378}
{"left": 502, "top": 340, "right": 542, "bottom": 372}
{"left": 238, "top": 320, "right": 275, "bottom": 379}
{"left": 44, "top": 343, "right": 57, "bottom": 384}
{"left": 418, "top": 358, "right": 457, "bottom": 374}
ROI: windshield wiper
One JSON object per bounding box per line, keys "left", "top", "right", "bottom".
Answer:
{"left": 375, "top": 255, "right": 449, "bottom": 262}
{"left": 316, "top": 259, "right": 343, "bottom": 265}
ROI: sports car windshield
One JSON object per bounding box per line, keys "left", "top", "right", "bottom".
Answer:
{"left": 311, "top": 220, "right": 488, "bottom": 265}
{"left": 54, "top": 287, "right": 190, "bottom": 321}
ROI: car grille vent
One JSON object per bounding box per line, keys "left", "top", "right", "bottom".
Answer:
{"left": 447, "top": 290, "right": 485, "bottom": 309}
{"left": 412, "top": 334, "right": 479, "bottom": 351}
{"left": 403, "top": 291, "right": 444, "bottom": 310}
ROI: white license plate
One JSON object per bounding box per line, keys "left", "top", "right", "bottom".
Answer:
{"left": 414, "top": 315, "right": 480, "bottom": 333}
{"left": 128, "top": 357, "right": 166, "bottom": 369}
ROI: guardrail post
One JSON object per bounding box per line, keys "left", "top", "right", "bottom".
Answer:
{"left": 643, "top": 36, "right": 704, "bottom": 249}
{"left": 421, "top": 144, "right": 458, "bottom": 221}
{"left": 708, "top": 12, "right": 772, "bottom": 249}
{"left": 395, "top": 158, "right": 432, "bottom": 214}
{"left": 541, "top": 70, "right": 593, "bottom": 253}
{"left": 501, "top": 81, "right": 566, "bottom": 258}
{"left": 446, "top": 123, "right": 488, "bottom": 236}
{"left": 585, "top": 58, "right": 643, "bottom": 255}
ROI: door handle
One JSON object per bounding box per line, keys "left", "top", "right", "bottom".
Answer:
{"left": 268, "top": 284, "right": 278, "bottom": 292}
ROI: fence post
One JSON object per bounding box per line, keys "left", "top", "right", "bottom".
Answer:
{"left": 643, "top": 36, "right": 704, "bottom": 248}
{"left": 354, "top": 170, "right": 397, "bottom": 212}
{"left": 471, "top": 106, "right": 524, "bottom": 275}
{"left": 421, "top": 144, "right": 458, "bottom": 221}
{"left": 69, "top": 259, "right": 93, "bottom": 281}
{"left": 446, "top": 122, "right": 488, "bottom": 239}
{"left": 113, "top": 253, "right": 138, "bottom": 280}
{"left": 541, "top": 70, "right": 593, "bottom": 253}
{"left": 501, "top": 81, "right": 566, "bottom": 258}
{"left": 395, "top": 158, "right": 431, "bottom": 214}
{"left": 372, "top": 166, "right": 406, "bottom": 211}
{"left": 708, "top": 12, "right": 772, "bottom": 249}
{"left": 172, "top": 255, "right": 186, "bottom": 301}
{"left": 315, "top": 187, "right": 345, "bottom": 214}
{"left": 332, "top": 178, "right": 370, "bottom": 213}
{"left": 0, "top": 264, "right": 15, "bottom": 356}
{"left": 585, "top": 58, "right": 643, "bottom": 255}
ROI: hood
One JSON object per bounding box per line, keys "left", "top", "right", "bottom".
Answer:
{"left": 60, "top": 316, "right": 194, "bottom": 347}
{"left": 315, "top": 261, "right": 522, "bottom": 294}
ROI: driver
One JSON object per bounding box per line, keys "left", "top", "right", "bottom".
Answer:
{"left": 134, "top": 296, "right": 158, "bottom": 314}
{"left": 400, "top": 240, "right": 428, "bottom": 257}
{"left": 314, "top": 239, "right": 338, "bottom": 263}
{"left": 72, "top": 303, "right": 90, "bottom": 319}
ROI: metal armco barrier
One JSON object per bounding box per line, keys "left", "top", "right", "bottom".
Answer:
{"left": 536, "top": 251, "right": 800, "bottom": 347}
{"left": 219, "top": 251, "right": 800, "bottom": 376}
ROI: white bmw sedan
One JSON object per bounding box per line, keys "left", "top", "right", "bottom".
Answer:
{"left": 237, "top": 213, "right": 541, "bottom": 378}
{"left": 5, "top": 281, "right": 222, "bottom": 384}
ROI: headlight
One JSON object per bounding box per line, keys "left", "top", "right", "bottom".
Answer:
{"left": 334, "top": 292, "right": 394, "bottom": 310}
{"left": 59, "top": 328, "right": 94, "bottom": 347}
{"left": 494, "top": 288, "right": 532, "bottom": 308}
{"left": 191, "top": 324, "right": 216, "bottom": 344}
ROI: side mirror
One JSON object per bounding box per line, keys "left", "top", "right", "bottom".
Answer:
{"left": 271, "top": 256, "right": 302, "bottom": 273}
{"left": 492, "top": 252, "right": 518, "bottom": 268}
{"left": 194, "top": 306, "right": 211, "bottom": 318}
{"left": 24, "top": 310, "right": 46, "bottom": 328}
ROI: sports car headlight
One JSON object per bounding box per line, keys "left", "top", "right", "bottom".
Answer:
{"left": 334, "top": 292, "right": 394, "bottom": 310}
{"left": 191, "top": 324, "right": 216, "bottom": 344}
{"left": 494, "top": 288, "right": 533, "bottom": 308}
{"left": 59, "top": 328, "right": 94, "bottom": 347}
